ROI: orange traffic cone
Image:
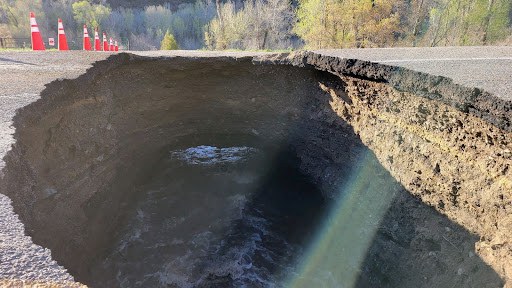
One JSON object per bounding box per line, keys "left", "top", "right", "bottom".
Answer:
{"left": 102, "top": 32, "right": 109, "bottom": 51}
{"left": 83, "top": 24, "right": 91, "bottom": 51}
{"left": 58, "top": 19, "right": 69, "bottom": 51}
{"left": 109, "top": 37, "right": 114, "bottom": 51}
{"left": 115, "top": 41, "right": 119, "bottom": 52}
{"left": 94, "top": 28, "right": 101, "bottom": 51}
{"left": 30, "top": 12, "right": 45, "bottom": 50}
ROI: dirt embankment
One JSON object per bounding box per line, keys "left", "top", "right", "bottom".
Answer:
{"left": 273, "top": 52, "right": 512, "bottom": 284}
{"left": 0, "top": 52, "right": 510, "bottom": 287}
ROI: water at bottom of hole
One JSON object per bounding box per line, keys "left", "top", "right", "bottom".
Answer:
{"left": 89, "top": 145, "right": 327, "bottom": 288}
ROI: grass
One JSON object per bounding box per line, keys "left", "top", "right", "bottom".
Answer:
{"left": 0, "top": 48, "right": 67, "bottom": 52}
{"left": 0, "top": 48, "right": 32, "bottom": 51}
{"left": 197, "top": 47, "right": 297, "bottom": 53}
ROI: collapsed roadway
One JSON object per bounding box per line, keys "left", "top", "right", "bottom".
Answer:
{"left": 0, "top": 47, "right": 510, "bottom": 287}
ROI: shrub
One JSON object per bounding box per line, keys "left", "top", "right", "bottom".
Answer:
{"left": 160, "top": 30, "right": 179, "bottom": 50}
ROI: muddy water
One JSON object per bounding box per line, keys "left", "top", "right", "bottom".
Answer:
{"left": 89, "top": 146, "right": 327, "bottom": 287}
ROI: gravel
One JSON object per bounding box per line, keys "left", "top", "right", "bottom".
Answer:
{"left": 0, "top": 47, "right": 510, "bottom": 284}
{"left": 0, "top": 194, "right": 73, "bottom": 281}
{"left": 0, "top": 51, "right": 109, "bottom": 284}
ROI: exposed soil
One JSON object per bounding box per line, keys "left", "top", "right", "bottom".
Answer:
{"left": 0, "top": 52, "right": 510, "bottom": 287}
{"left": 278, "top": 52, "right": 512, "bottom": 284}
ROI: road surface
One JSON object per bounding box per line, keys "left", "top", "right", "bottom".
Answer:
{"left": 316, "top": 46, "right": 512, "bottom": 101}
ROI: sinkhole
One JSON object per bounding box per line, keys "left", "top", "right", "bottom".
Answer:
{"left": 0, "top": 53, "right": 510, "bottom": 287}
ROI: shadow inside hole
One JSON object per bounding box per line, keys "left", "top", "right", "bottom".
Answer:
{"left": 0, "top": 57, "right": 503, "bottom": 288}
{"left": 354, "top": 186, "right": 503, "bottom": 288}
{"left": 87, "top": 66, "right": 503, "bottom": 287}
{"left": 87, "top": 141, "right": 503, "bottom": 288}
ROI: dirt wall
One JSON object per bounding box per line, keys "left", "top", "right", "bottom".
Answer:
{"left": 276, "top": 52, "right": 512, "bottom": 284}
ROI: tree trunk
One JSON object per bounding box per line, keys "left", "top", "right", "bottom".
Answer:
{"left": 216, "top": 0, "right": 222, "bottom": 27}
{"left": 412, "top": 0, "right": 425, "bottom": 46}
{"left": 481, "top": 0, "right": 495, "bottom": 45}
{"left": 261, "top": 30, "right": 268, "bottom": 50}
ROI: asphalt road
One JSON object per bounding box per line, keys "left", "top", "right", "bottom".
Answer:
{"left": 0, "top": 47, "right": 510, "bottom": 284}
{"left": 316, "top": 46, "right": 512, "bottom": 101}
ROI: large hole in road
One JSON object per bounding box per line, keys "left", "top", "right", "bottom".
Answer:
{"left": 0, "top": 53, "right": 510, "bottom": 287}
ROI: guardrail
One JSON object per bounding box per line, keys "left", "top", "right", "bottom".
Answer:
{"left": 0, "top": 37, "right": 128, "bottom": 50}
{"left": 0, "top": 38, "right": 31, "bottom": 49}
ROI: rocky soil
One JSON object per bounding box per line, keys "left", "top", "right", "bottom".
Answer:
{"left": 277, "top": 51, "right": 512, "bottom": 285}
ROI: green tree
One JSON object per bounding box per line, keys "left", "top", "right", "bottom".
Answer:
{"left": 72, "top": 0, "right": 111, "bottom": 28}
{"left": 295, "top": 0, "right": 401, "bottom": 48}
{"left": 474, "top": 0, "right": 510, "bottom": 44}
{"left": 402, "top": 0, "right": 435, "bottom": 46}
{"left": 160, "top": 30, "right": 179, "bottom": 50}
{"left": 0, "top": 0, "right": 46, "bottom": 38}
{"left": 294, "top": 0, "right": 333, "bottom": 48}
{"left": 204, "top": 1, "right": 247, "bottom": 50}
{"left": 425, "top": 0, "right": 510, "bottom": 46}
{"left": 205, "top": 0, "right": 295, "bottom": 50}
